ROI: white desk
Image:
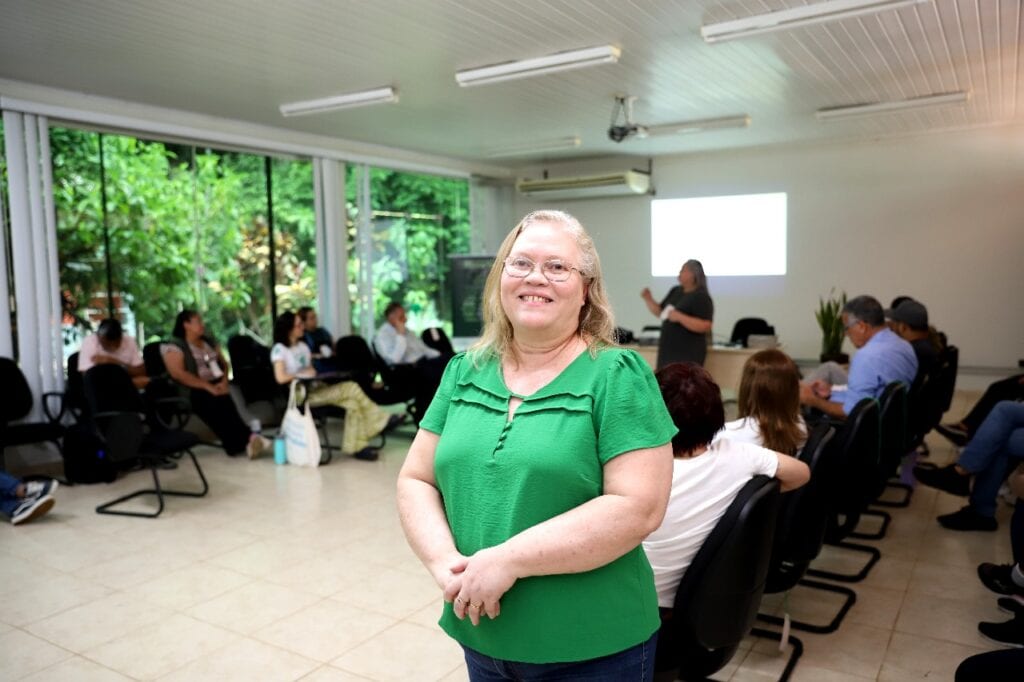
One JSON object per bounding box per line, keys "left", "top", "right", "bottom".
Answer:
{"left": 623, "top": 344, "right": 760, "bottom": 395}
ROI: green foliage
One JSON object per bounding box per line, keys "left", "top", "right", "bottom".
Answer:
{"left": 815, "top": 289, "right": 848, "bottom": 357}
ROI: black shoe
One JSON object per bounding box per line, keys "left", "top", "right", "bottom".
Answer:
{"left": 998, "top": 597, "right": 1024, "bottom": 616}
{"left": 979, "top": 563, "right": 1024, "bottom": 597}
{"left": 978, "top": 615, "right": 1024, "bottom": 647}
{"left": 354, "top": 447, "right": 379, "bottom": 461}
{"left": 937, "top": 506, "right": 998, "bottom": 531}
{"left": 914, "top": 463, "right": 971, "bottom": 496}
{"left": 936, "top": 423, "right": 969, "bottom": 447}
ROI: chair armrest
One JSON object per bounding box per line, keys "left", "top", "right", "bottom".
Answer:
{"left": 150, "top": 397, "right": 191, "bottom": 430}
{"left": 42, "top": 391, "right": 67, "bottom": 423}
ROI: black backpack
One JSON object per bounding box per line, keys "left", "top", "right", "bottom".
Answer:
{"left": 61, "top": 423, "right": 117, "bottom": 484}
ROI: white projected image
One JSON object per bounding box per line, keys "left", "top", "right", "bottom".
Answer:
{"left": 651, "top": 193, "right": 787, "bottom": 277}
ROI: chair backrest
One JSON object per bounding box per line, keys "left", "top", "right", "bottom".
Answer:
{"left": 65, "top": 352, "right": 87, "bottom": 416}
{"left": 768, "top": 422, "right": 837, "bottom": 581}
{"left": 830, "top": 398, "right": 881, "bottom": 515}
{"left": 227, "top": 335, "right": 278, "bottom": 403}
{"left": 421, "top": 327, "right": 455, "bottom": 358}
{"left": 658, "top": 476, "right": 781, "bottom": 676}
{"left": 730, "top": 318, "right": 775, "bottom": 347}
{"left": 142, "top": 341, "right": 168, "bottom": 378}
{"left": 0, "top": 357, "right": 34, "bottom": 424}
{"left": 874, "top": 382, "right": 908, "bottom": 496}
{"left": 82, "top": 364, "right": 146, "bottom": 464}
{"left": 334, "top": 335, "right": 379, "bottom": 382}
{"left": 936, "top": 344, "right": 959, "bottom": 413}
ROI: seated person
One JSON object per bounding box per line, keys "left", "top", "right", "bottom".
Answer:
{"left": 161, "top": 309, "right": 269, "bottom": 459}
{"left": 938, "top": 374, "right": 1024, "bottom": 446}
{"left": 0, "top": 472, "right": 57, "bottom": 525}
{"left": 78, "top": 318, "right": 149, "bottom": 389}
{"left": 799, "top": 295, "right": 918, "bottom": 420}
{"left": 297, "top": 306, "right": 336, "bottom": 374}
{"left": 271, "top": 311, "right": 403, "bottom": 462}
{"left": 373, "top": 301, "right": 448, "bottom": 420}
{"left": 885, "top": 298, "right": 940, "bottom": 383}
{"left": 915, "top": 400, "right": 1024, "bottom": 531}
{"left": 642, "top": 362, "right": 809, "bottom": 613}
{"left": 720, "top": 348, "right": 807, "bottom": 454}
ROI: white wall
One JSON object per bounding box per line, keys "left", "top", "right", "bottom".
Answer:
{"left": 512, "top": 126, "right": 1024, "bottom": 370}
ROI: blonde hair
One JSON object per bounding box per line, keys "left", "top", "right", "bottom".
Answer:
{"left": 737, "top": 349, "right": 805, "bottom": 455}
{"left": 469, "top": 210, "right": 616, "bottom": 364}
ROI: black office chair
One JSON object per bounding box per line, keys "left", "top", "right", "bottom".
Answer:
{"left": 421, "top": 327, "right": 455, "bottom": 359}
{"left": 806, "top": 398, "right": 881, "bottom": 583}
{"left": 756, "top": 423, "right": 857, "bottom": 641}
{"left": 336, "top": 335, "right": 416, "bottom": 419}
{"left": 140, "top": 340, "right": 193, "bottom": 430}
{"left": 65, "top": 352, "right": 87, "bottom": 421}
{"left": 655, "top": 476, "right": 782, "bottom": 681}
{"left": 730, "top": 318, "right": 775, "bottom": 347}
{"left": 0, "top": 357, "right": 66, "bottom": 471}
{"left": 84, "top": 364, "right": 207, "bottom": 518}
{"left": 851, "top": 382, "right": 909, "bottom": 538}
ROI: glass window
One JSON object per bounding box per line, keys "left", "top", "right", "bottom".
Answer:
{"left": 271, "top": 157, "right": 316, "bottom": 319}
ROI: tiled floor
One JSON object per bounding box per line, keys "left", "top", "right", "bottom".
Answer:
{"left": 0, "top": 390, "right": 1017, "bottom": 681}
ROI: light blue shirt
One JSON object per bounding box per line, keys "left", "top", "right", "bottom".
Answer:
{"left": 373, "top": 322, "right": 440, "bottom": 365}
{"left": 831, "top": 327, "right": 918, "bottom": 415}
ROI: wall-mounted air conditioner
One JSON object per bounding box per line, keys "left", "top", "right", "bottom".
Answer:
{"left": 516, "top": 170, "right": 652, "bottom": 200}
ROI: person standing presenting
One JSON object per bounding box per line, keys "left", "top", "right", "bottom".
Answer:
{"left": 641, "top": 259, "right": 714, "bottom": 368}
{"left": 397, "top": 210, "right": 675, "bottom": 679}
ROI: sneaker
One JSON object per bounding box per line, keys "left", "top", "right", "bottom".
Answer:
{"left": 979, "top": 563, "right": 1024, "bottom": 597}
{"left": 354, "top": 447, "right": 379, "bottom": 461}
{"left": 914, "top": 463, "right": 971, "bottom": 497}
{"left": 937, "top": 506, "right": 998, "bottom": 531}
{"left": 247, "top": 435, "right": 271, "bottom": 460}
{"left": 978, "top": 615, "right": 1024, "bottom": 647}
{"left": 999, "top": 597, "right": 1024, "bottom": 616}
{"left": 23, "top": 479, "right": 58, "bottom": 499}
{"left": 11, "top": 493, "right": 55, "bottom": 525}
{"left": 936, "top": 423, "right": 969, "bottom": 447}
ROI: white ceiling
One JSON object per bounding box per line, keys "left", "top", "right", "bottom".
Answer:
{"left": 0, "top": 0, "right": 1020, "bottom": 167}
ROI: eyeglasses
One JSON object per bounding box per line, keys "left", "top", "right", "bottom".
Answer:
{"left": 503, "top": 256, "right": 581, "bottom": 283}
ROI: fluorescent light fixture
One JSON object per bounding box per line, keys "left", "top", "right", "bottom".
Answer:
{"left": 701, "top": 0, "right": 928, "bottom": 43}
{"left": 279, "top": 86, "right": 398, "bottom": 117}
{"left": 486, "top": 136, "right": 582, "bottom": 158}
{"left": 456, "top": 45, "right": 621, "bottom": 87}
{"left": 816, "top": 90, "right": 969, "bottom": 120}
{"left": 646, "top": 114, "right": 751, "bottom": 136}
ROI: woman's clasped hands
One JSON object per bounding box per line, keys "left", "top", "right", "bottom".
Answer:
{"left": 437, "top": 546, "right": 518, "bottom": 627}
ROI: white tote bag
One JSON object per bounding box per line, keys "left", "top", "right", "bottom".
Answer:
{"left": 281, "top": 381, "right": 323, "bottom": 467}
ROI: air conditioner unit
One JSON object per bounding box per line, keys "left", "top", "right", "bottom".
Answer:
{"left": 515, "top": 170, "right": 652, "bottom": 200}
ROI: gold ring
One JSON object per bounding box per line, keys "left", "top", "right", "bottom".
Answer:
{"left": 470, "top": 602, "right": 483, "bottom": 610}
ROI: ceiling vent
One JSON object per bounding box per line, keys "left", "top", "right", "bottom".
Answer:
{"left": 515, "top": 170, "right": 652, "bottom": 200}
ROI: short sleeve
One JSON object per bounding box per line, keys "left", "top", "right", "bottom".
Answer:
{"left": 160, "top": 343, "right": 182, "bottom": 359}
{"left": 693, "top": 291, "right": 714, "bottom": 321}
{"left": 419, "top": 352, "right": 464, "bottom": 434}
{"left": 594, "top": 350, "right": 676, "bottom": 464}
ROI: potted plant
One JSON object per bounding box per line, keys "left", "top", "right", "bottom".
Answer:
{"left": 816, "top": 290, "right": 849, "bottom": 364}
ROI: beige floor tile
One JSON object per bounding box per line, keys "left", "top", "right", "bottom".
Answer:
{"left": 404, "top": 602, "right": 445, "bottom": 630}
{"left": 25, "top": 591, "right": 172, "bottom": 652}
{"left": 332, "top": 567, "right": 442, "bottom": 620}
{"left": 84, "top": 613, "right": 240, "bottom": 679}
{"left": 331, "top": 622, "right": 465, "bottom": 681}
{"left": 907, "top": 559, "right": 995, "bottom": 602}
{"left": 265, "top": 546, "right": 384, "bottom": 599}
{"left": 156, "top": 637, "right": 319, "bottom": 681}
{"left": 788, "top": 664, "right": 875, "bottom": 681}
{"left": 76, "top": 542, "right": 195, "bottom": 590}
{"left": 299, "top": 665, "right": 377, "bottom": 681}
{"left": 878, "top": 631, "right": 990, "bottom": 680}
{"left": 436, "top": 664, "right": 470, "bottom": 682}
{"left": 122, "top": 562, "right": 254, "bottom": 610}
{"left": 205, "top": 538, "right": 320, "bottom": 579}
{"left": 895, "top": 590, "right": 1000, "bottom": 648}
{"left": 254, "top": 599, "right": 396, "bottom": 662}
{"left": 0, "top": 627, "right": 74, "bottom": 679}
{"left": 0, "top": 570, "right": 113, "bottom": 627}
{"left": 859, "top": 556, "right": 916, "bottom": 592}
{"left": 17, "top": 655, "right": 134, "bottom": 681}
{"left": 754, "top": 623, "right": 891, "bottom": 679}
{"left": 186, "top": 579, "right": 322, "bottom": 635}
{"left": 844, "top": 585, "right": 906, "bottom": 630}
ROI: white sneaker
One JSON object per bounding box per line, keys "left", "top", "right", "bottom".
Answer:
{"left": 24, "top": 479, "right": 58, "bottom": 499}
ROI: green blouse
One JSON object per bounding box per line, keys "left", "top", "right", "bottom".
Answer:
{"left": 420, "top": 346, "right": 676, "bottom": 663}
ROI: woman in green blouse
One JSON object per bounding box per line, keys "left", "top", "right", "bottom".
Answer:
{"left": 397, "top": 210, "right": 676, "bottom": 679}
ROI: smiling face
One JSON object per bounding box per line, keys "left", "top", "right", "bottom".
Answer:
{"left": 499, "top": 220, "right": 587, "bottom": 343}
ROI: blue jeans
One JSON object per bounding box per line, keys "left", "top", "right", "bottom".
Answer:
{"left": 959, "top": 401, "right": 1024, "bottom": 517}
{"left": 462, "top": 631, "right": 658, "bottom": 681}
{"left": 0, "top": 470, "right": 23, "bottom": 518}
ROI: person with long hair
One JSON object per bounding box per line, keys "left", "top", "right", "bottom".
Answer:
{"left": 397, "top": 210, "right": 676, "bottom": 680}
{"left": 643, "top": 362, "right": 808, "bottom": 678}
{"left": 721, "top": 349, "right": 807, "bottom": 454}
{"left": 641, "top": 259, "right": 714, "bottom": 368}
{"left": 270, "top": 311, "right": 403, "bottom": 461}
{"left": 161, "top": 309, "right": 269, "bottom": 459}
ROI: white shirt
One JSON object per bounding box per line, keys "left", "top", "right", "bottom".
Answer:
{"left": 373, "top": 322, "right": 440, "bottom": 365}
{"left": 643, "top": 439, "right": 779, "bottom": 607}
{"left": 270, "top": 342, "right": 312, "bottom": 377}
{"left": 715, "top": 416, "right": 807, "bottom": 450}
{"left": 77, "top": 334, "right": 143, "bottom": 373}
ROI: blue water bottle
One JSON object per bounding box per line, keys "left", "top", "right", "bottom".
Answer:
{"left": 274, "top": 436, "right": 287, "bottom": 464}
